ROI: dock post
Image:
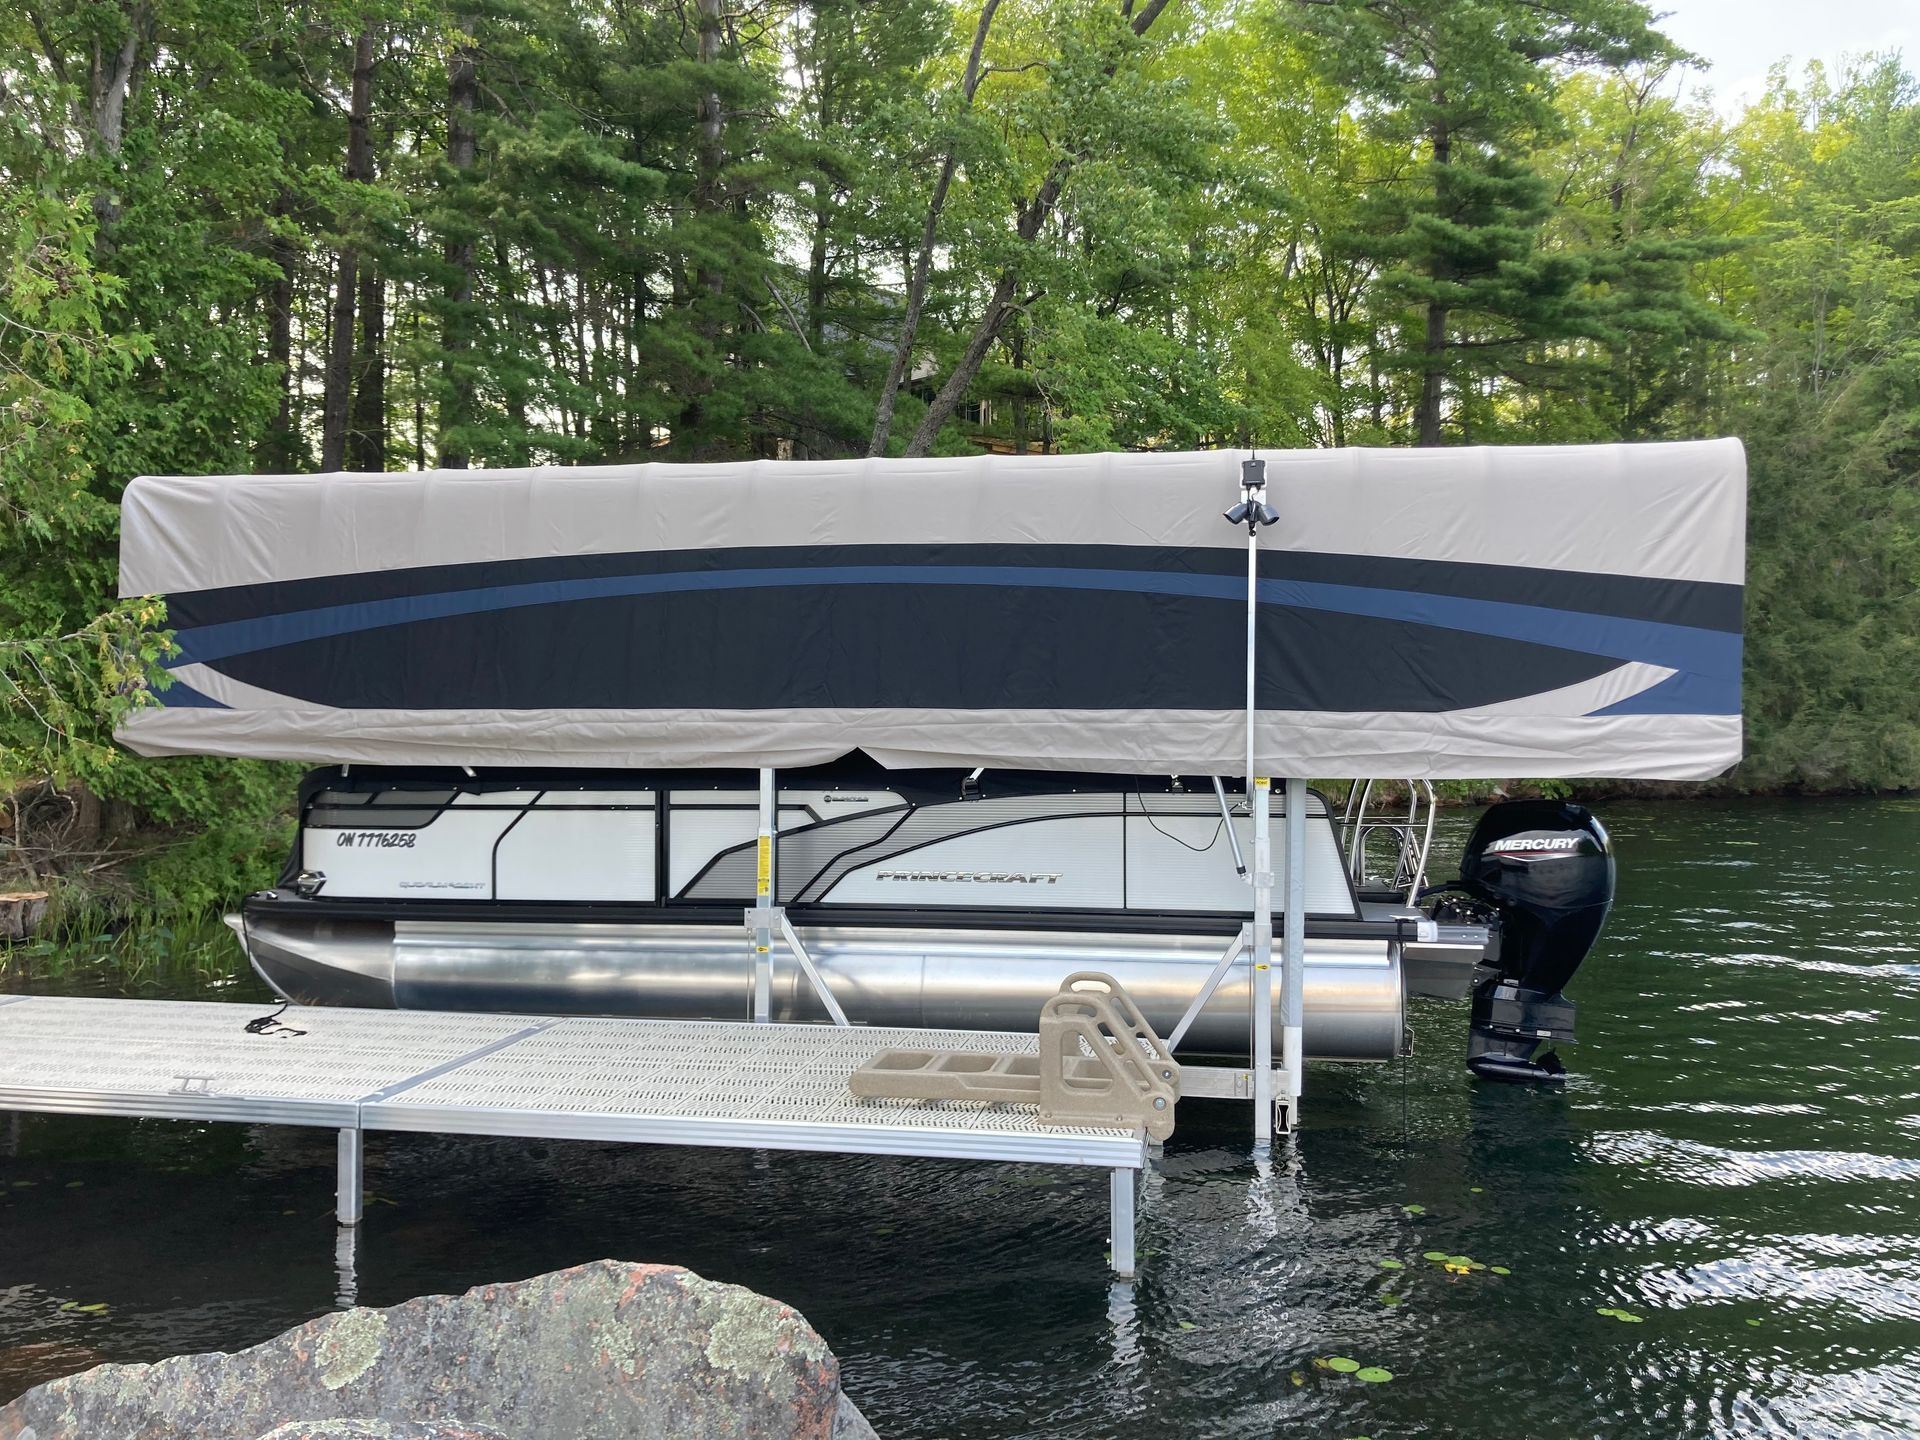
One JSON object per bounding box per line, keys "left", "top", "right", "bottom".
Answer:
{"left": 751, "top": 768, "right": 776, "bottom": 1022}
{"left": 334, "top": 1223, "right": 359, "bottom": 1308}
{"left": 336, "top": 1127, "right": 363, "bottom": 1226}
{"left": 1109, "top": 1168, "right": 1136, "bottom": 1278}
{"left": 1279, "top": 778, "right": 1308, "bottom": 1133}
{"left": 1250, "top": 778, "right": 1275, "bottom": 1146}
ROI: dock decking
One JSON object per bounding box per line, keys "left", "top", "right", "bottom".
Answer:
{"left": 0, "top": 994, "right": 1147, "bottom": 1274}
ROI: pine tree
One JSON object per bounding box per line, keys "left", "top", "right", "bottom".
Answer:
{"left": 1286, "top": 0, "right": 1678, "bottom": 443}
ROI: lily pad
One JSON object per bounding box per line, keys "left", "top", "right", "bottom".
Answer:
{"left": 1445, "top": 1255, "right": 1473, "bottom": 1267}
{"left": 64, "top": 1181, "right": 84, "bottom": 1189}
{"left": 1377, "top": 1258, "right": 1404, "bottom": 1270}
{"left": 1355, "top": 1366, "right": 1394, "bottom": 1383}
{"left": 75, "top": 1302, "right": 108, "bottom": 1314}
{"left": 1422, "top": 1250, "right": 1449, "bottom": 1262}
{"left": 1380, "top": 1293, "right": 1403, "bottom": 1306}
{"left": 1596, "top": 1307, "right": 1644, "bottom": 1323}
{"left": 1290, "top": 1370, "right": 1306, "bottom": 1387}
{"left": 1401, "top": 1204, "right": 1425, "bottom": 1216}
{"left": 1745, "top": 1318, "right": 1762, "bottom": 1328}
{"left": 1490, "top": 1266, "right": 1512, "bottom": 1276}
{"left": 1469, "top": 1186, "right": 1484, "bottom": 1194}
{"left": 1177, "top": 1320, "right": 1197, "bottom": 1331}
{"left": 1323, "top": 1356, "right": 1362, "bottom": 1374}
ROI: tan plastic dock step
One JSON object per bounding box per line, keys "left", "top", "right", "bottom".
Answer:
{"left": 850, "top": 973, "right": 1181, "bottom": 1141}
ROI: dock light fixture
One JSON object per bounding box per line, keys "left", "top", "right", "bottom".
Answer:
{"left": 1224, "top": 456, "right": 1279, "bottom": 532}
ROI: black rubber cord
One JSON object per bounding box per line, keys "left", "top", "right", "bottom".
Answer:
{"left": 244, "top": 999, "right": 308, "bottom": 1038}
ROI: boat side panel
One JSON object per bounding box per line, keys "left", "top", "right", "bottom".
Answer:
{"left": 284, "top": 766, "right": 1362, "bottom": 923}
{"left": 825, "top": 816, "right": 1124, "bottom": 909}
{"left": 497, "top": 808, "right": 657, "bottom": 902}
{"left": 300, "top": 808, "right": 506, "bottom": 899}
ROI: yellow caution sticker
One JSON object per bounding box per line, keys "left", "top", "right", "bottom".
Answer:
{"left": 1255, "top": 777, "right": 1270, "bottom": 790}
{"left": 1255, "top": 963, "right": 1269, "bottom": 971}
{"left": 756, "top": 834, "right": 772, "bottom": 897}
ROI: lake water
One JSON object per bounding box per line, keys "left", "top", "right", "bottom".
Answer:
{"left": 4, "top": 798, "right": 1919, "bottom": 1437}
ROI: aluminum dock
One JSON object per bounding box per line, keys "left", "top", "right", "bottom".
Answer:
{"left": 0, "top": 994, "right": 1148, "bottom": 1275}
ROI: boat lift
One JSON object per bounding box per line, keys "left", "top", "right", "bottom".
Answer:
{"left": 35, "top": 439, "right": 1741, "bottom": 1284}
{"left": 747, "top": 457, "right": 1303, "bottom": 1140}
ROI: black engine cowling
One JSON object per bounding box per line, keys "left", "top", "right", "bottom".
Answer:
{"left": 1456, "top": 800, "right": 1614, "bottom": 1083}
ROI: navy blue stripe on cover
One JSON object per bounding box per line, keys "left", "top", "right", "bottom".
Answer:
{"left": 157, "top": 555, "right": 1741, "bottom": 717}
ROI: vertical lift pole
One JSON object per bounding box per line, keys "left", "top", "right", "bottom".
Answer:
{"left": 1107, "top": 457, "right": 1302, "bottom": 1140}
{"left": 749, "top": 768, "right": 851, "bottom": 1027}
{"left": 1281, "top": 777, "right": 1306, "bottom": 1129}
{"left": 1228, "top": 456, "right": 1298, "bottom": 1141}
{"left": 752, "top": 768, "right": 776, "bottom": 1022}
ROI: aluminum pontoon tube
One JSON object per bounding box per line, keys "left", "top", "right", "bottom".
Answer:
{"left": 232, "top": 915, "right": 1405, "bottom": 1062}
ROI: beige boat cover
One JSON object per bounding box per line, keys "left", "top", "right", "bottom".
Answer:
{"left": 117, "top": 441, "right": 1745, "bottom": 779}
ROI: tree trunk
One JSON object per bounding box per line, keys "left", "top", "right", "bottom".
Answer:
{"left": 900, "top": 0, "right": 1171, "bottom": 457}
{"left": 695, "top": 0, "right": 724, "bottom": 305}
{"left": 85, "top": 3, "right": 151, "bottom": 227}
{"left": 1415, "top": 118, "right": 1451, "bottom": 447}
{"left": 258, "top": 188, "right": 300, "bottom": 471}
{"left": 350, "top": 260, "right": 386, "bottom": 470}
{"left": 320, "top": 246, "right": 358, "bottom": 470}
{"left": 492, "top": 235, "right": 530, "bottom": 462}
{"left": 808, "top": 187, "right": 831, "bottom": 354}
{"left": 674, "top": 0, "right": 727, "bottom": 454}
{"left": 412, "top": 299, "right": 427, "bottom": 470}
{"left": 867, "top": 0, "right": 1000, "bottom": 457}
{"left": 1416, "top": 311, "right": 1448, "bottom": 446}
{"left": 440, "top": 21, "right": 479, "bottom": 468}
{"left": 1010, "top": 320, "right": 1028, "bottom": 454}
{"left": 323, "top": 27, "right": 378, "bottom": 471}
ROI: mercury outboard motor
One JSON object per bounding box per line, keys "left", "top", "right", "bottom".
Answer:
{"left": 1456, "top": 800, "right": 1614, "bottom": 1083}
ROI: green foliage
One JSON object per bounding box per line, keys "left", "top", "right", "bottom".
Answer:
{"left": 1724, "top": 60, "right": 1920, "bottom": 790}
{"left": 0, "top": 0, "right": 1917, "bottom": 931}
{"left": 0, "top": 184, "right": 160, "bottom": 784}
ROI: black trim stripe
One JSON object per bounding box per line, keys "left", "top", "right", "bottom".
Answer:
{"left": 167, "top": 543, "right": 1742, "bottom": 633}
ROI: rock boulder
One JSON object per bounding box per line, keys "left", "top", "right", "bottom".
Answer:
{"left": 0, "top": 1261, "right": 875, "bottom": 1440}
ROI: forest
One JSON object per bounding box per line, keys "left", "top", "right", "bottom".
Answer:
{"left": 0, "top": 0, "right": 1916, "bottom": 912}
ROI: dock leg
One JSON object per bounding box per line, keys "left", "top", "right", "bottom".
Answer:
{"left": 334, "top": 1223, "right": 359, "bottom": 1309}
{"left": 1109, "top": 1168, "right": 1137, "bottom": 1279}
{"left": 751, "top": 767, "right": 776, "bottom": 1023}
{"left": 336, "top": 1128, "right": 363, "bottom": 1227}
{"left": 1250, "top": 778, "right": 1275, "bottom": 1148}
{"left": 1280, "top": 777, "right": 1308, "bottom": 1134}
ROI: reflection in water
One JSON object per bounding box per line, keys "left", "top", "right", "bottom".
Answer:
{"left": 2, "top": 799, "right": 1919, "bottom": 1437}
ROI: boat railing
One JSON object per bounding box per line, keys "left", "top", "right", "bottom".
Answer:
{"left": 1340, "top": 779, "right": 1438, "bottom": 905}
